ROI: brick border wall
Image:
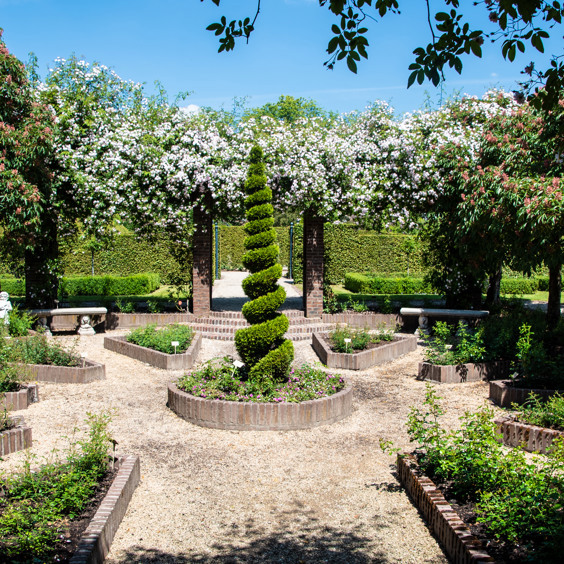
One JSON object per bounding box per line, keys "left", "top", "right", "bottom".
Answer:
{"left": 192, "top": 198, "right": 213, "bottom": 317}
{"left": 0, "top": 384, "right": 39, "bottom": 411}
{"left": 397, "top": 454, "right": 494, "bottom": 564}
{"left": 106, "top": 312, "right": 194, "bottom": 330}
{"left": 322, "top": 312, "right": 402, "bottom": 327}
{"left": 495, "top": 417, "right": 564, "bottom": 454}
{"left": 0, "top": 424, "right": 32, "bottom": 456}
{"left": 104, "top": 333, "right": 202, "bottom": 370}
{"left": 24, "top": 360, "right": 106, "bottom": 384}
{"left": 312, "top": 333, "right": 417, "bottom": 370}
{"left": 418, "top": 361, "right": 511, "bottom": 384}
{"left": 167, "top": 382, "right": 353, "bottom": 431}
{"left": 303, "top": 215, "right": 324, "bottom": 318}
{"left": 70, "top": 454, "right": 141, "bottom": 564}
{"left": 489, "top": 379, "right": 561, "bottom": 407}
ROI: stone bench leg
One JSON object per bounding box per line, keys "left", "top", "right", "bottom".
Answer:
{"left": 416, "top": 315, "right": 430, "bottom": 337}
{"left": 37, "top": 317, "right": 52, "bottom": 336}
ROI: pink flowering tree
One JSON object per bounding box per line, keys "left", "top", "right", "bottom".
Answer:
{"left": 0, "top": 29, "right": 59, "bottom": 307}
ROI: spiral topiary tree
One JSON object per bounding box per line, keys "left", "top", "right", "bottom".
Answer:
{"left": 235, "top": 146, "right": 294, "bottom": 388}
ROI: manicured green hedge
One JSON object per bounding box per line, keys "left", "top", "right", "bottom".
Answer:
{"left": 218, "top": 225, "right": 290, "bottom": 270}
{"left": 0, "top": 278, "right": 25, "bottom": 296}
{"left": 535, "top": 276, "right": 549, "bottom": 291}
{"left": 60, "top": 273, "right": 160, "bottom": 297}
{"left": 292, "top": 224, "right": 425, "bottom": 284}
{"left": 344, "top": 273, "right": 431, "bottom": 294}
{"left": 499, "top": 277, "right": 539, "bottom": 295}
{"left": 60, "top": 233, "right": 192, "bottom": 285}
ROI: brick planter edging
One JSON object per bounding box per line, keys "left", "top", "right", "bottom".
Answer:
{"left": 489, "top": 379, "right": 562, "bottom": 407}
{"left": 313, "top": 333, "right": 417, "bottom": 370}
{"left": 495, "top": 417, "right": 564, "bottom": 454}
{"left": 0, "top": 424, "right": 32, "bottom": 456}
{"left": 104, "top": 333, "right": 202, "bottom": 370}
{"left": 321, "top": 312, "right": 401, "bottom": 327}
{"left": 0, "top": 384, "right": 39, "bottom": 411}
{"left": 168, "top": 382, "right": 353, "bottom": 431}
{"left": 106, "top": 312, "right": 194, "bottom": 330}
{"left": 418, "top": 361, "right": 511, "bottom": 384}
{"left": 397, "top": 454, "right": 494, "bottom": 564}
{"left": 24, "top": 360, "right": 106, "bottom": 384}
{"left": 70, "top": 454, "right": 141, "bottom": 564}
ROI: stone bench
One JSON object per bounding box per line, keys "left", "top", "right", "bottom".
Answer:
{"left": 400, "top": 307, "right": 489, "bottom": 334}
{"left": 30, "top": 307, "right": 108, "bottom": 335}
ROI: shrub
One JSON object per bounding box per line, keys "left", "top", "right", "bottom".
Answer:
{"left": 400, "top": 385, "right": 564, "bottom": 560}
{"left": 6, "top": 305, "right": 35, "bottom": 337}
{"left": 344, "top": 273, "right": 431, "bottom": 294}
{"left": 500, "top": 277, "right": 538, "bottom": 295}
{"left": 126, "top": 323, "right": 193, "bottom": 354}
{"left": 0, "top": 278, "right": 24, "bottom": 296}
{"left": 60, "top": 273, "right": 160, "bottom": 297}
{"left": 234, "top": 146, "right": 293, "bottom": 388}
{"left": 423, "top": 321, "right": 486, "bottom": 365}
{"left": 6, "top": 335, "right": 81, "bottom": 367}
{"left": 512, "top": 392, "right": 564, "bottom": 431}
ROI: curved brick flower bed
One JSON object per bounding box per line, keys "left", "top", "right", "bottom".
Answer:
{"left": 418, "top": 361, "right": 510, "bottom": 384}
{"left": 104, "top": 333, "right": 202, "bottom": 370}
{"left": 167, "top": 382, "right": 353, "bottom": 431}
{"left": 0, "top": 384, "right": 39, "bottom": 411}
{"left": 397, "top": 454, "right": 494, "bottom": 564}
{"left": 70, "top": 455, "right": 140, "bottom": 564}
{"left": 495, "top": 416, "right": 564, "bottom": 455}
{"left": 23, "top": 360, "right": 106, "bottom": 384}
{"left": 0, "top": 419, "right": 32, "bottom": 456}
{"left": 312, "top": 332, "right": 416, "bottom": 370}
{"left": 489, "top": 379, "right": 562, "bottom": 407}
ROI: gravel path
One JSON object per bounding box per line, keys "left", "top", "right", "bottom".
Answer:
{"left": 2, "top": 328, "right": 505, "bottom": 563}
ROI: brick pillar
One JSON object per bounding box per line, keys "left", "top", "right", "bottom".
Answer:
{"left": 192, "top": 197, "right": 213, "bottom": 316}
{"left": 303, "top": 215, "right": 324, "bottom": 318}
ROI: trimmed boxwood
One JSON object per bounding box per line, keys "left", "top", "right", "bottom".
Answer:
{"left": 500, "top": 278, "right": 538, "bottom": 295}
{"left": 60, "top": 273, "right": 160, "bottom": 297}
{"left": 344, "top": 273, "right": 431, "bottom": 294}
{"left": 0, "top": 278, "right": 24, "bottom": 296}
{"left": 234, "top": 146, "right": 294, "bottom": 387}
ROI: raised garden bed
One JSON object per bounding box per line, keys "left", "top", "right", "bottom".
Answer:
{"left": 489, "top": 379, "right": 563, "bottom": 407}
{"left": 0, "top": 383, "right": 39, "bottom": 410}
{"left": 495, "top": 416, "right": 564, "bottom": 454}
{"left": 397, "top": 453, "right": 494, "bottom": 564}
{"left": 167, "top": 381, "right": 353, "bottom": 431}
{"left": 312, "top": 332, "right": 416, "bottom": 370}
{"left": 0, "top": 418, "right": 32, "bottom": 456}
{"left": 70, "top": 454, "right": 140, "bottom": 564}
{"left": 23, "top": 360, "right": 106, "bottom": 384}
{"left": 104, "top": 333, "right": 202, "bottom": 370}
{"left": 418, "top": 361, "right": 510, "bottom": 384}
{"left": 105, "top": 312, "right": 194, "bottom": 330}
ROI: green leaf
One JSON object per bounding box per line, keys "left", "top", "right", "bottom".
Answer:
{"left": 327, "top": 37, "right": 339, "bottom": 54}
{"left": 435, "top": 11, "right": 449, "bottom": 21}
{"left": 347, "top": 56, "right": 358, "bottom": 73}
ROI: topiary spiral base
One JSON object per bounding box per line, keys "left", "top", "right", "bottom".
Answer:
{"left": 235, "top": 146, "right": 294, "bottom": 386}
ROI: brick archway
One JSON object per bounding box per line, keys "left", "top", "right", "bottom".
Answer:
{"left": 191, "top": 204, "right": 324, "bottom": 318}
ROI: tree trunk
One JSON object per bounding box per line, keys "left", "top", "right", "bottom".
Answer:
{"left": 25, "top": 215, "right": 59, "bottom": 309}
{"left": 547, "top": 262, "right": 562, "bottom": 331}
{"left": 485, "top": 266, "right": 502, "bottom": 309}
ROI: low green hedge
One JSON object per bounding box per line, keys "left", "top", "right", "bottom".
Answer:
{"left": 60, "top": 273, "right": 160, "bottom": 297}
{"left": 499, "top": 278, "right": 538, "bottom": 295}
{"left": 0, "top": 278, "right": 25, "bottom": 296}
{"left": 344, "top": 273, "right": 431, "bottom": 295}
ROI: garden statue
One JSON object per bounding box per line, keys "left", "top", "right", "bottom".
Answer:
{"left": 0, "top": 291, "right": 13, "bottom": 326}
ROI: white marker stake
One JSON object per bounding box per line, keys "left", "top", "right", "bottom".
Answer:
{"left": 344, "top": 338, "right": 352, "bottom": 353}
{"left": 232, "top": 360, "right": 245, "bottom": 378}
{"left": 171, "top": 341, "right": 180, "bottom": 355}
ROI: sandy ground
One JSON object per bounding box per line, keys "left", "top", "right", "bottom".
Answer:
{"left": 1, "top": 326, "right": 507, "bottom": 564}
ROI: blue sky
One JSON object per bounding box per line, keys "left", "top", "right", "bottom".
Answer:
{"left": 1, "top": 0, "right": 562, "bottom": 116}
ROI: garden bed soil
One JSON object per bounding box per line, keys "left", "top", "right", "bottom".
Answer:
{"left": 495, "top": 416, "right": 564, "bottom": 454}
{"left": 167, "top": 381, "right": 353, "bottom": 431}
{"left": 489, "top": 379, "right": 563, "bottom": 407}
{"left": 0, "top": 383, "right": 39, "bottom": 410}
{"left": 418, "top": 361, "right": 511, "bottom": 384}
{"left": 104, "top": 333, "right": 202, "bottom": 370}
{"left": 23, "top": 359, "right": 106, "bottom": 384}
{"left": 0, "top": 418, "right": 32, "bottom": 456}
{"left": 312, "top": 332, "right": 417, "bottom": 370}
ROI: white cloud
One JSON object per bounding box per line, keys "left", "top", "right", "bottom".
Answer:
{"left": 179, "top": 104, "right": 200, "bottom": 114}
